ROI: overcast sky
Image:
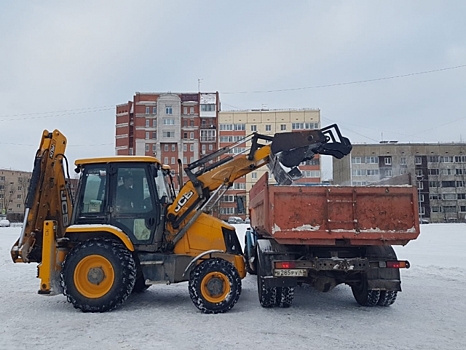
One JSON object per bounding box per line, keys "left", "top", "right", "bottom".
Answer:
{"left": 1, "top": 1, "right": 465, "bottom": 176}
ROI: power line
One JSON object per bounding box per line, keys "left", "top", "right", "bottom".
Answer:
{"left": 222, "top": 64, "right": 466, "bottom": 95}
{"left": 0, "top": 106, "right": 114, "bottom": 121}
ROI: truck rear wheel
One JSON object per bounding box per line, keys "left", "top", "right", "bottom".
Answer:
{"left": 188, "top": 258, "right": 241, "bottom": 314}
{"left": 275, "top": 287, "right": 294, "bottom": 308}
{"left": 256, "top": 246, "right": 277, "bottom": 308}
{"left": 377, "top": 290, "right": 398, "bottom": 306}
{"left": 351, "top": 278, "right": 380, "bottom": 307}
{"left": 61, "top": 238, "right": 136, "bottom": 312}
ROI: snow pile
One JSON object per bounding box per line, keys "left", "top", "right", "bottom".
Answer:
{"left": 0, "top": 224, "right": 465, "bottom": 350}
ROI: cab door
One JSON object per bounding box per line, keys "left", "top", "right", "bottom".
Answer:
{"left": 109, "top": 164, "right": 161, "bottom": 245}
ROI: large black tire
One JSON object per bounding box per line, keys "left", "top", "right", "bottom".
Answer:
{"left": 61, "top": 238, "right": 136, "bottom": 312}
{"left": 351, "top": 278, "right": 381, "bottom": 307}
{"left": 188, "top": 258, "right": 241, "bottom": 314}
{"left": 275, "top": 287, "right": 294, "bottom": 308}
{"left": 256, "top": 246, "right": 277, "bottom": 308}
{"left": 377, "top": 290, "right": 398, "bottom": 306}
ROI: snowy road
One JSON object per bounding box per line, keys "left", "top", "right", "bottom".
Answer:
{"left": 1, "top": 224, "right": 465, "bottom": 350}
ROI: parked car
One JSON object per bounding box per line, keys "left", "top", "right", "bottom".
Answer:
{"left": 227, "top": 216, "right": 243, "bottom": 224}
{"left": 0, "top": 219, "right": 10, "bottom": 227}
{"left": 244, "top": 218, "right": 250, "bottom": 224}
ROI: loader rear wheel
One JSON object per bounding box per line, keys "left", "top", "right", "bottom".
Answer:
{"left": 377, "top": 290, "right": 398, "bottom": 306}
{"left": 351, "top": 278, "right": 380, "bottom": 307}
{"left": 189, "top": 258, "right": 241, "bottom": 314}
{"left": 61, "top": 238, "right": 136, "bottom": 312}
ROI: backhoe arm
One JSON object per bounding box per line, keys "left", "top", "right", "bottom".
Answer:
{"left": 11, "top": 130, "right": 73, "bottom": 263}
{"left": 165, "top": 124, "right": 352, "bottom": 236}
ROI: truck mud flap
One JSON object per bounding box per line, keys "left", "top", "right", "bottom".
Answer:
{"left": 263, "top": 276, "right": 297, "bottom": 288}
{"left": 367, "top": 279, "right": 401, "bottom": 291}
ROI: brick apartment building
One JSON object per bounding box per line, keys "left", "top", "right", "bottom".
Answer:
{"left": 115, "top": 92, "right": 322, "bottom": 220}
{"left": 333, "top": 142, "right": 466, "bottom": 223}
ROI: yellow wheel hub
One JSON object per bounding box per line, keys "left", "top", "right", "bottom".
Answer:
{"left": 200, "top": 272, "right": 230, "bottom": 303}
{"left": 74, "top": 255, "right": 115, "bottom": 299}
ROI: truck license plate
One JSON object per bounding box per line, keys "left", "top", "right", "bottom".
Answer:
{"left": 274, "top": 269, "right": 307, "bottom": 277}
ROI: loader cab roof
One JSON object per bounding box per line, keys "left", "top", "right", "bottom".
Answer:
{"left": 75, "top": 156, "right": 162, "bottom": 166}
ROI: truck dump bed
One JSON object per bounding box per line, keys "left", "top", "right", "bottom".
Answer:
{"left": 249, "top": 174, "right": 420, "bottom": 246}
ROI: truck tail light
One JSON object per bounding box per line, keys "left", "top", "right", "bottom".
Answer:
{"left": 386, "top": 260, "right": 410, "bottom": 269}
{"left": 275, "top": 261, "right": 296, "bottom": 269}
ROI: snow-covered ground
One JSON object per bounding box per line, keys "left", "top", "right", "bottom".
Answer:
{"left": 1, "top": 224, "right": 465, "bottom": 350}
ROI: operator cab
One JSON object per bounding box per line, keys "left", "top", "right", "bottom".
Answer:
{"left": 72, "top": 156, "right": 171, "bottom": 249}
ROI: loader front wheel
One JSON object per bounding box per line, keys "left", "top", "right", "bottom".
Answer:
{"left": 61, "top": 238, "right": 136, "bottom": 312}
{"left": 189, "top": 258, "right": 241, "bottom": 314}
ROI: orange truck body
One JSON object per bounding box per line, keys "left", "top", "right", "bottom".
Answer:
{"left": 249, "top": 174, "right": 420, "bottom": 247}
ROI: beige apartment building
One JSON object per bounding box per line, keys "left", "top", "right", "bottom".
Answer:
{"left": 333, "top": 142, "right": 466, "bottom": 223}
{"left": 218, "top": 109, "right": 321, "bottom": 219}
{"left": 0, "top": 169, "right": 31, "bottom": 221}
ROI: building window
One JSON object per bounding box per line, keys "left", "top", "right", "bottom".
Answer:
{"left": 165, "top": 106, "right": 173, "bottom": 115}
{"left": 365, "top": 156, "right": 378, "bottom": 164}
{"left": 190, "top": 107, "right": 194, "bottom": 114}
{"left": 171, "top": 157, "right": 175, "bottom": 164}
{"left": 265, "top": 125, "right": 271, "bottom": 132}
{"left": 153, "top": 106, "right": 157, "bottom": 114}
{"left": 384, "top": 157, "right": 392, "bottom": 165}
{"left": 183, "top": 157, "right": 187, "bottom": 164}
{"left": 183, "top": 107, "right": 188, "bottom": 114}
{"left": 367, "top": 169, "right": 379, "bottom": 176}
{"left": 152, "top": 144, "right": 156, "bottom": 153}
{"left": 145, "top": 144, "right": 149, "bottom": 152}
{"left": 145, "top": 107, "right": 150, "bottom": 114}
{"left": 209, "top": 144, "right": 213, "bottom": 151}
{"left": 164, "top": 157, "right": 168, "bottom": 164}
{"left": 163, "top": 118, "right": 175, "bottom": 125}
{"left": 443, "top": 206, "right": 456, "bottom": 213}
{"left": 201, "top": 104, "right": 216, "bottom": 112}
{"left": 153, "top": 119, "right": 157, "bottom": 127}
{"left": 251, "top": 125, "right": 257, "bottom": 132}
{"left": 351, "top": 157, "right": 362, "bottom": 164}
{"left": 400, "top": 157, "right": 407, "bottom": 165}
{"left": 164, "top": 144, "right": 168, "bottom": 151}
{"left": 417, "top": 181, "right": 423, "bottom": 190}
{"left": 251, "top": 172, "right": 257, "bottom": 179}
{"left": 190, "top": 156, "right": 195, "bottom": 163}
{"left": 415, "top": 156, "right": 422, "bottom": 164}
{"left": 183, "top": 132, "right": 188, "bottom": 139}
{"left": 163, "top": 131, "right": 175, "bottom": 138}
{"left": 429, "top": 168, "right": 439, "bottom": 175}
{"left": 200, "top": 129, "right": 216, "bottom": 142}
{"left": 456, "top": 169, "right": 463, "bottom": 175}
{"left": 190, "top": 144, "right": 194, "bottom": 152}
{"left": 202, "top": 144, "right": 206, "bottom": 152}
{"left": 145, "top": 132, "right": 149, "bottom": 139}
{"left": 431, "top": 206, "right": 441, "bottom": 212}
{"left": 152, "top": 132, "right": 157, "bottom": 139}
{"left": 190, "top": 132, "right": 194, "bottom": 140}
{"left": 442, "top": 181, "right": 456, "bottom": 187}
{"left": 222, "top": 195, "right": 235, "bottom": 203}
{"left": 145, "top": 120, "right": 150, "bottom": 127}
{"left": 183, "top": 144, "right": 187, "bottom": 152}
{"left": 461, "top": 206, "right": 466, "bottom": 212}
{"left": 458, "top": 193, "right": 466, "bottom": 200}
{"left": 171, "top": 144, "right": 176, "bottom": 152}
{"left": 443, "top": 193, "right": 456, "bottom": 200}
{"left": 415, "top": 169, "right": 423, "bottom": 176}
{"left": 281, "top": 124, "right": 286, "bottom": 131}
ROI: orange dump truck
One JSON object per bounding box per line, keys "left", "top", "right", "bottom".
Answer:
{"left": 244, "top": 174, "right": 420, "bottom": 308}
